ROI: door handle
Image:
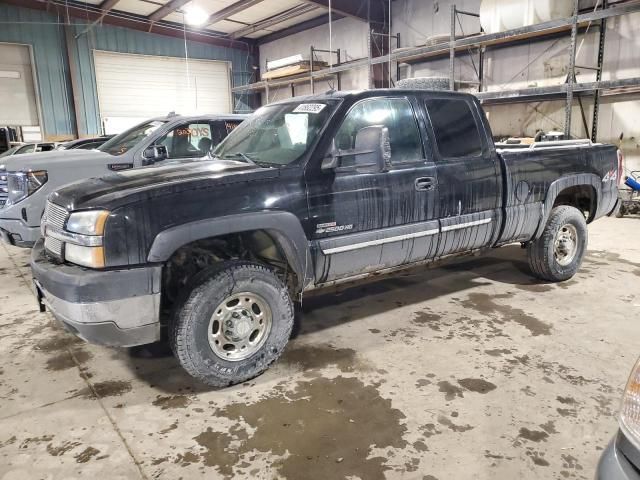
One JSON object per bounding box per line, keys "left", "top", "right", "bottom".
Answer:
{"left": 415, "top": 177, "right": 435, "bottom": 191}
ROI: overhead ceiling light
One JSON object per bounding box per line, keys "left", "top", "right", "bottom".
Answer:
{"left": 184, "top": 3, "right": 208, "bottom": 26}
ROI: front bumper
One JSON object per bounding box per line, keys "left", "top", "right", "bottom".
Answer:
{"left": 0, "top": 218, "right": 40, "bottom": 247}
{"left": 0, "top": 189, "right": 48, "bottom": 247}
{"left": 31, "top": 239, "right": 163, "bottom": 347}
{"left": 597, "top": 432, "right": 640, "bottom": 480}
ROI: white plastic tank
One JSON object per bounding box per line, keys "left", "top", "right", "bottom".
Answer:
{"left": 480, "top": 0, "right": 574, "bottom": 34}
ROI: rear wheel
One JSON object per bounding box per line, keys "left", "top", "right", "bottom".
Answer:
{"left": 526, "top": 206, "right": 588, "bottom": 282}
{"left": 170, "top": 261, "right": 294, "bottom": 387}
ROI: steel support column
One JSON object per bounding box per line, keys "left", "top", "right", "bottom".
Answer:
{"left": 564, "top": 0, "right": 579, "bottom": 138}
{"left": 449, "top": 5, "right": 456, "bottom": 91}
{"left": 591, "top": 0, "right": 608, "bottom": 142}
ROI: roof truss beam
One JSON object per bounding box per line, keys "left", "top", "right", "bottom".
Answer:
{"left": 204, "top": 0, "right": 266, "bottom": 27}
{"left": 256, "top": 12, "right": 345, "bottom": 44}
{"left": 231, "top": 3, "right": 318, "bottom": 39}
{"left": 96, "top": 0, "right": 120, "bottom": 22}
{"left": 297, "top": 0, "right": 384, "bottom": 24}
{"left": 148, "top": 0, "right": 191, "bottom": 22}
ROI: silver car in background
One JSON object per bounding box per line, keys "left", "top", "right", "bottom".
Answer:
{"left": 0, "top": 113, "right": 246, "bottom": 247}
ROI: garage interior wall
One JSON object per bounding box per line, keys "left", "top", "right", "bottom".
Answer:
{"left": 0, "top": 4, "right": 74, "bottom": 140}
{"left": 0, "top": 3, "right": 256, "bottom": 140}
{"left": 257, "top": 0, "right": 639, "bottom": 171}
{"left": 258, "top": 16, "right": 370, "bottom": 104}
{"left": 391, "top": 0, "right": 640, "bottom": 171}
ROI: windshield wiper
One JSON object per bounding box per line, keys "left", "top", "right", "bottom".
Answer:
{"left": 221, "top": 152, "right": 257, "bottom": 166}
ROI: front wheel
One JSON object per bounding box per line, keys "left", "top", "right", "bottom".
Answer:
{"left": 526, "top": 206, "right": 588, "bottom": 282}
{"left": 170, "top": 261, "right": 294, "bottom": 387}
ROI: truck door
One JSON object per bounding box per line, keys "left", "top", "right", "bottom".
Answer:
{"left": 423, "top": 96, "right": 501, "bottom": 257}
{"left": 305, "top": 96, "right": 440, "bottom": 283}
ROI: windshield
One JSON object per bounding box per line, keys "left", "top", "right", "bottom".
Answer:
{"left": 213, "top": 101, "right": 337, "bottom": 166}
{"left": 99, "top": 120, "right": 167, "bottom": 156}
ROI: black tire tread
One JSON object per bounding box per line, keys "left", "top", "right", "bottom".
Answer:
{"left": 526, "top": 205, "right": 587, "bottom": 282}
{"left": 169, "top": 261, "right": 293, "bottom": 387}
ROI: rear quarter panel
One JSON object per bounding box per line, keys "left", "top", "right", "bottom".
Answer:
{"left": 496, "top": 144, "right": 619, "bottom": 246}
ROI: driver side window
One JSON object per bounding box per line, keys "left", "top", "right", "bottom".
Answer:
{"left": 156, "top": 123, "right": 213, "bottom": 160}
{"left": 334, "top": 98, "right": 423, "bottom": 168}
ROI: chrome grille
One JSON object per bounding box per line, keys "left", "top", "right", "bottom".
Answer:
{"left": 42, "top": 201, "right": 69, "bottom": 258}
{"left": 44, "top": 236, "right": 63, "bottom": 256}
{"left": 43, "top": 201, "right": 68, "bottom": 230}
{"left": 0, "top": 168, "right": 7, "bottom": 208}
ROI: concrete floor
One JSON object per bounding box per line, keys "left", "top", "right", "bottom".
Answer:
{"left": 0, "top": 216, "right": 639, "bottom": 480}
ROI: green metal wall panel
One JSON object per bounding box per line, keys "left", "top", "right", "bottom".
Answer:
{"left": 0, "top": 3, "right": 255, "bottom": 138}
{"left": 0, "top": 4, "right": 75, "bottom": 139}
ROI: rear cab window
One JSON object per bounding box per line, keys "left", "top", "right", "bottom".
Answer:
{"left": 424, "top": 98, "right": 483, "bottom": 159}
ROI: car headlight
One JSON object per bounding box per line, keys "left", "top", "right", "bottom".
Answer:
{"left": 44, "top": 209, "right": 110, "bottom": 268}
{"left": 620, "top": 357, "right": 640, "bottom": 449}
{"left": 66, "top": 210, "right": 109, "bottom": 236}
{"left": 6, "top": 170, "right": 48, "bottom": 206}
{"left": 64, "top": 210, "right": 109, "bottom": 268}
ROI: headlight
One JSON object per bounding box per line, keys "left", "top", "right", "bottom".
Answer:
{"left": 6, "top": 170, "right": 48, "bottom": 206}
{"left": 66, "top": 210, "right": 109, "bottom": 236}
{"left": 64, "top": 244, "right": 105, "bottom": 269}
{"left": 44, "top": 209, "right": 110, "bottom": 268}
{"left": 620, "top": 357, "right": 640, "bottom": 449}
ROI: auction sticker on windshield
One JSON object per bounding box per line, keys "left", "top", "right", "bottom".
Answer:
{"left": 293, "top": 103, "right": 326, "bottom": 114}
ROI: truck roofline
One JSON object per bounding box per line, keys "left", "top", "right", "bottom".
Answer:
{"left": 147, "top": 113, "right": 250, "bottom": 122}
{"left": 267, "top": 88, "right": 479, "bottom": 106}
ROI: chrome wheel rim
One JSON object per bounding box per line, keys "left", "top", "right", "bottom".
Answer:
{"left": 208, "top": 292, "right": 272, "bottom": 361}
{"left": 554, "top": 224, "right": 578, "bottom": 266}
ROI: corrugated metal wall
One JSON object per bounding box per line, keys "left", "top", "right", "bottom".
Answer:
{"left": 0, "top": 3, "right": 255, "bottom": 139}
{"left": 0, "top": 4, "right": 75, "bottom": 139}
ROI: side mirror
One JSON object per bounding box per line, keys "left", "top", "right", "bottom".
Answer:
{"left": 353, "top": 125, "right": 391, "bottom": 173}
{"left": 321, "top": 139, "right": 340, "bottom": 170}
{"left": 322, "top": 126, "right": 391, "bottom": 173}
{"left": 142, "top": 145, "right": 168, "bottom": 165}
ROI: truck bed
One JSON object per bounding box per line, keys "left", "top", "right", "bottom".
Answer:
{"left": 495, "top": 141, "right": 619, "bottom": 246}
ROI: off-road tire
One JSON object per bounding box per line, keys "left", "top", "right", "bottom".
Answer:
{"left": 526, "top": 206, "right": 588, "bottom": 282}
{"left": 169, "top": 261, "right": 294, "bottom": 387}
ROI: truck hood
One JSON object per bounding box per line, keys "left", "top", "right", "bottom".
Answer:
{"left": 50, "top": 159, "right": 279, "bottom": 210}
{"left": 0, "top": 149, "right": 111, "bottom": 172}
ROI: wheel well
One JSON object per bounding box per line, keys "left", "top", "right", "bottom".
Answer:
{"left": 161, "top": 230, "right": 297, "bottom": 310}
{"left": 552, "top": 185, "right": 597, "bottom": 222}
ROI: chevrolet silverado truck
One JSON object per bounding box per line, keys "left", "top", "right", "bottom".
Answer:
{"left": 0, "top": 113, "right": 246, "bottom": 247}
{"left": 31, "top": 90, "right": 622, "bottom": 387}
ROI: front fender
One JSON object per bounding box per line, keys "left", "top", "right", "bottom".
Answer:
{"left": 147, "top": 211, "right": 313, "bottom": 290}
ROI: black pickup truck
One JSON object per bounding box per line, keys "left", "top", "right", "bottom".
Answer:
{"left": 31, "top": 89, "right": 621, "bottom": 386}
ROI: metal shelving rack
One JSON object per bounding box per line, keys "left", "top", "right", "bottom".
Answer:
{"left": 244, "top": 45, "right": 342, "bottom": 103}
{"left": 232, "top": 0, "right": 640, "bottom": 136}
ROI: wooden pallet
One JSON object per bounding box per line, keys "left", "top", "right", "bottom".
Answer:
{"left": 262, "top": 61, "right": 329, "bottom": 81}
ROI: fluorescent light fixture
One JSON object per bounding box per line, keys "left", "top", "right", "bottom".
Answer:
{"left": 184, "top": 3, "right": 208, "bottom": 26}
